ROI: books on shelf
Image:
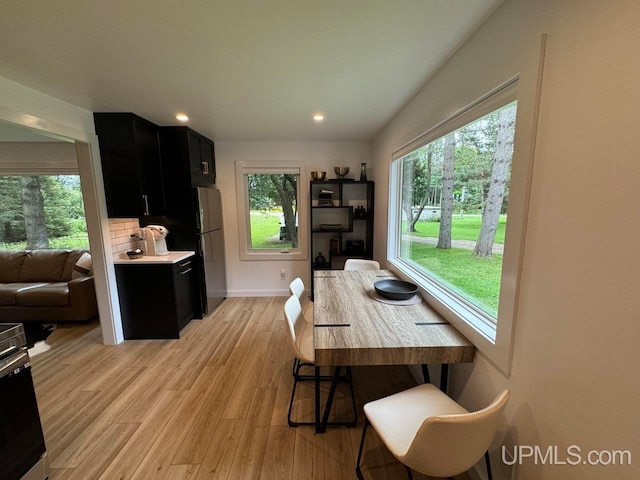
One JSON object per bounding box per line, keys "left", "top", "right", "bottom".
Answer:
{"left": 330, "top": 238, "right": 340, "bottom": 254}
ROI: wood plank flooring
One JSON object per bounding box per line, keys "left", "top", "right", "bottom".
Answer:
{"left": 31, "top": 297, "right": 470, "bottom": 480}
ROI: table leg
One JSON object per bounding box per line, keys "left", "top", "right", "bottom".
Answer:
{"left": 421, "top": 364, "right": 431, "bottom": 384}
{"left": 440, "top": 364, "right": 449, "bottom": 392}
{"left": 319, "top": 366, "right": 342, "bottom": 432}
{"left": 315, "top": 366, "right": 321, "bottom": 433}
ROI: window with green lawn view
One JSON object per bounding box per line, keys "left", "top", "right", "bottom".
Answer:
{"left": 394, "top": 100, "right": 517, "bottom": 321}
{"left": 247, "top": 173, "right": 299, "bottom": 250}
{"left": 0, "top": 175, "right": 89, "bottom": 251}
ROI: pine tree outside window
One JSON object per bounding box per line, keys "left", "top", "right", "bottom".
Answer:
{"left": 388, "top": 79, "right": 525, "bottom": 350}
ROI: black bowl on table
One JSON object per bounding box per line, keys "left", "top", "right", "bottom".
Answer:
{"left": 374, "top": 279, "right": 418, "bottom": 300}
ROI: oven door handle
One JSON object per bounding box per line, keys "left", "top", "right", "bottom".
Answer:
{"left": 0, "top": 350, "right": 29, "bottom": 378}
{"left": 0, "top": 343, "right": 17, "bottom": 358}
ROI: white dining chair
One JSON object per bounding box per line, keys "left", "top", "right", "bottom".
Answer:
{"left": 288, "top": 278, "right": 313, "bottom": 377}
{"left": 344, "top": 259, "right": 380, "bottom": 270}
{"left": 283, "top": 294, "right": 357, "bottom": 428}
{"left": 356, "top": 384, "right": 510, "bottom": 480}
{"left": 289, "top": 277, "right": 313, "bottom": 323}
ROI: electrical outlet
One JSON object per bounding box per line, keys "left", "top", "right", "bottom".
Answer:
{"left": 280, "top": 269, "right": 286, "bottom": 280}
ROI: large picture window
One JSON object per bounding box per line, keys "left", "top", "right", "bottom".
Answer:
{"left": 0, "top": 174, "right": 89, "bottom": 251}
{"left": 389, "top": 79, "right": 522, "bottom": 344}
{"left": 235, "top": 162, "right": 308, "bottom": 261}
{"left": 398, "top": 101, "right": 516, "bottom": 319}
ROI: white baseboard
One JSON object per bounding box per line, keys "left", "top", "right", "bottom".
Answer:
{"left": 226, "top": 289, "right": 290, "bottom": 297}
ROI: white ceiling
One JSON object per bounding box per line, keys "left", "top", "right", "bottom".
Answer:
{"left": 0, "top": 0, "right": 502, "bottom": 142}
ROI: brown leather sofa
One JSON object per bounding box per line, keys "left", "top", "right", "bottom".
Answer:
{"left": 0, "top": 250, "right": 98, "bottom": 323}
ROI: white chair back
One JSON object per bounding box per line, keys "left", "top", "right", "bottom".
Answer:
{"left": 289, "top": 277, "right": 305, "bottom": 300}
{"left": 344, "top": 259, "right": 380, "bottom": 270}
{"left": 283, "top": 294, "right": 307, "bottom": 359}
{"left": 403, "top": 390, "right": 510, "bottom": 478}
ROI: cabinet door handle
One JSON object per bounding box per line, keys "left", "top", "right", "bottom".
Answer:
{"left": 179, "top": 261, "right": 192, "bottom": 267}
{"left": 202, "top": 161, "right": 209, "bottom": 175}
{"left": 142, "top": 194, "right": 150, "bottom": 216}
{"left": 180, "top": 267, "right": 193, "bottom": 275}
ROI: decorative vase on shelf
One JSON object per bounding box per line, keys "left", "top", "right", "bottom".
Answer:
{"left": 315, "top": 252, "right": 327, "bottom": 268}
{"left": 360, "top": 163, "right": 367, "bottom": 181}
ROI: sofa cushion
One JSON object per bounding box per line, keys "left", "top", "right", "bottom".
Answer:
{"left": 72, "top": 252, "right": 93, "bottom": 279}
{"left": 63, "top": 250, "right": 87, "bottom": 280}
{"left": 19, "top": 250, "right": 70, "bottom": 283}
{"left": 16, "top": 282, "right": 70, "bottom": 307}
{"left": 0, "top": 283, "right": 49, "bottom": 306}
{"left": 0, "top": 251, "right": 28, "bottom": 282}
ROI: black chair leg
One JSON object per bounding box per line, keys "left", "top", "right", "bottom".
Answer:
{"left": 289, "top": 363, "right": 357, "bottom": 430}
{"left": 485, "top": 451, "right": 493, "bottom": 480}
{"left": 287, "top": 367, "right": 301, "bottom": 427}
{"left": 355, "top": 418, "right": 369, "bottom": 480}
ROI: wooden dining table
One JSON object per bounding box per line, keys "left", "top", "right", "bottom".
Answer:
{"left": 312, "top": 269, "right": 475, "bottom": 432}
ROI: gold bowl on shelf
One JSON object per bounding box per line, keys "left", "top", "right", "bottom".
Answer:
{"left": 334, "top": 166, "right": 350, "bottom": 178}
{"left": 310, "top": 171, "right": 326, "bottom": 181}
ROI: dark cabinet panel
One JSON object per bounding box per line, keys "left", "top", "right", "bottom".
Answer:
{"left": 199, "top": 137, "right": 216, "bottom": 183}
{"left": 94, "top": 113, "right": 165, "bottom": 217}
{"left": 115, "top": 257, "right": 195, "bottom": 339}
{"left": 162, "top": 126, "right": 216, "bottom": 189}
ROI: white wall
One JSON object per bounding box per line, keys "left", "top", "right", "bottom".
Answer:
{"left": 215, "top": 141, "right": 370, "bottom": 296}
{"left": 371, "top": 0, "right": 640, "bottom": 479}
{"left": 0, "top": 75, "right": 122, "bottom": 345}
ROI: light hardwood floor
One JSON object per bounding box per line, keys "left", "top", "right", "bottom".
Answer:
{"left": 31, "top": 297, "right": 470, "bottom": 480}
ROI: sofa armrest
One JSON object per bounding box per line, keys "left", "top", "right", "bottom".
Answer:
{"left": 68, "top": 276, "right": 98, "bottom": 319}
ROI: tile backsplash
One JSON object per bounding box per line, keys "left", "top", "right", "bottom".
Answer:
{"left": 108, "top": 218, "right": 144, "bottom": 256}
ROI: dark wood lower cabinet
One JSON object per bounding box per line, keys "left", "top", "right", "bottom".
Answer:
{"left": 115, "top": 257, "right": 195, "bottom": 339}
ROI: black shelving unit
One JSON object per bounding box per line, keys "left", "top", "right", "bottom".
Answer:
{"left": 309, "top": 179, "right": 374, "bottom": 297}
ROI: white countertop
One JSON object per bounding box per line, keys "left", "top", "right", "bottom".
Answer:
{"left": 113, "top": 251, "right": 195, "bottom": 265}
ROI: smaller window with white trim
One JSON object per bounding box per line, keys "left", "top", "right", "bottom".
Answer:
{"left": 235, "top": 162, "right": 308, "bottom": 261}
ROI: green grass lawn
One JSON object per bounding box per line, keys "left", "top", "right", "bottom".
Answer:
{"left": 406, "top": 214, "right": 506, "bottom": 243}
{"left": 250, "top": 212, "right": 293, "bottom": 249}
{"left": 404, "top": 242, "right": 502, "bottom": 316}
{"left": 1, "top": 235, "right": 90, "bottom": 251}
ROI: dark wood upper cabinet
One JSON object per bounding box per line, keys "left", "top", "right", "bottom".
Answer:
{"left": 94, "top": 113, "right": 165, "bottom": 218}
{"left": 162, "top": 126, "right": 216, "bottom": 189}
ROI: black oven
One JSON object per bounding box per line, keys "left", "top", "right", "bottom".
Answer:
{"left": 0, "top": 324, "right": 48, "bottom": 480}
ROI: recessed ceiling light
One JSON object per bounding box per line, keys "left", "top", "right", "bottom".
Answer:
{"left": 176, "top": 113, "right": 189, "bottom": 122}
{"left": 313, "top": 113, "right": 325, "bottom": 122}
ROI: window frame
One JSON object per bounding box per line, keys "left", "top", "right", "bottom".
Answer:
{"left": 235, "top": 160, "right": 309, "bottom": 261}
{"left": 387, "top": 76, "right": 531, "bottom": 374}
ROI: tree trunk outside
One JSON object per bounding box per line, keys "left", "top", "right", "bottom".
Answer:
{"left": 270, "top": 174, "right": 298, "bottom": 248}
{"left": 437, "top": 134, "right": 456, "bottom": 249}
{"left": 473, "top": 105, "right": 516, "bottom": 257}
{"left": 21, "top": 176, "right": 50, "bottom": 249}
{"left": 409, "top": 145, "right": 433, "bottom": 232}
{"left": 402, "top": 157, "right": 416, "bottom": 232}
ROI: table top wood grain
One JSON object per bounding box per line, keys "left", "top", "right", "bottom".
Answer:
{"left": 313, "top": 270, "right": 475, "bottom": 366}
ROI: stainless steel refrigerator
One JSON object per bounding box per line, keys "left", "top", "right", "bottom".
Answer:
{"left": 195, "top": 187, "right": 227, "bottom": 314}
{"left": 155, "top": 186, "right": 227, "bottom": 317}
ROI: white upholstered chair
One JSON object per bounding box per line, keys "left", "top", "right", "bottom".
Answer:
{"left": 283, "top": 294, "right": 357, "bottom": 427}
{"left": 344, "top": 259, "right": 380, "bottom": 270}
{"left": 288, "top": 278, "right": 313, "bottom": 377}
{"left": 356, "top": 384, "right": 510, "bottom": 480}
{"left": 288, "top": 277, "right": 313, "bottom": 323}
